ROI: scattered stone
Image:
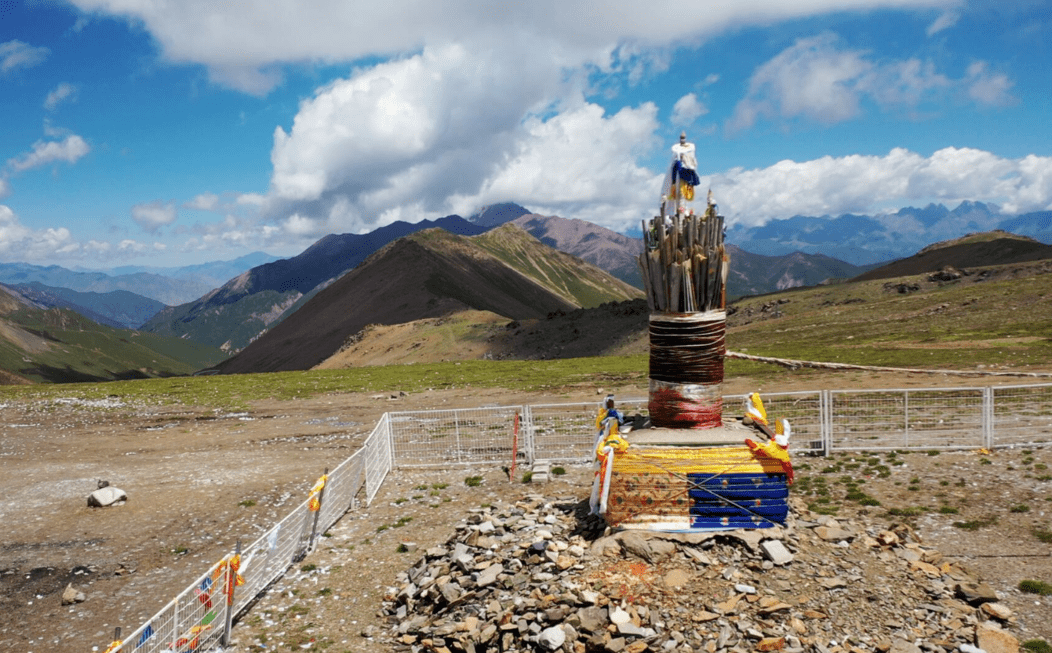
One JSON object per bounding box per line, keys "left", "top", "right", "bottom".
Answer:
{"left": 375, "top": 489, "right": 1029, "bottom": 653}
{"left": 760, "top": 539, "right": 794, "bottom": 565}
{"left": 87, "top": 485, "right": 127, "bottom": 507}
{"left": 538, "top": 625, "right": 566, "bottom": 650}
{"left": 61, "top": 583, "right": 86, "bottom": 605}
{"left": 955, "top": 582, "right": 999, "bottom": 606}
{"left": 976, "top": 621, "right": 1019, "bottom": 653}
{"left": 980, "top": 603, "right": 1012, "bottom": 621}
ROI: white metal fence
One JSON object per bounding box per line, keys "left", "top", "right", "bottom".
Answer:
{"left": 109, "top": 416, "right": 393, "bottom": 653}
{"left": 102, "top": 381, "right": 1052, "bottom": 652}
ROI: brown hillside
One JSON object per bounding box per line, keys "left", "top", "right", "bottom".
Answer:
{"left": 216, "top": 234, "right": 581, "bottom": 374}
{"left": 316, "top": 300, "right": 650, "bottom": 369}
{"left": 854, "top": 230, "right": 1052, "bottom": 281}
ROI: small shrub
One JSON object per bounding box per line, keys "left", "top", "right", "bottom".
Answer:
{"left": 376, "top": 524, "right": 389, "bottom": 533}
{"left": 938, "top": 506, "right": 959, "bottom": 514}
{"left": 431, "top": 483, "right": 449, "bottom": 490}
{"left": 808, "top": 502, "right": 839, "bottom": 516}
{"left": 886, "top": 506, "right": 926, "bottom": 517}
{"left": 1018, "top": 580, "right": 1052, "bottom": 596}
{"left": 1023, "top": 640, "right": 1052, "bottom": 653}
{"left": 464, "top": 475, "right": 483, "bottom": 487}
{"left": 238, "top": 499, "right": 256, "bottom": 508}
{"left": 301, "top": 564, "right": 317, "bottom": 572}
{"left": 522, "top": 471, "right": 533, "bottom": 483}
{"left": 414, "top": 484, "right": 429, "bottom": 491}
{"left": 1010, "top": 504, "right": 1031, "bottom": 513}
{"left": 953, "top": 517, "right": 996, "bottom": 531}
{"left": 551, "top": 466, "right": 566, "bottom": 475}
{"left": 926, "top": 450, "right": 940, "bottom": 456}
{"left": 980, "top": 458, "right": 992, "bottom": 465}
{"left": 1036, "top": 463, "right": 1049, "bottom": 471}
{"left": 1032, "top": 527, "right": 1052, "bottom": 544}
{"left": 394, "top": 497, "right": 408, "bottom": 505}
{"left": 317, "top": 588, "right": 332, "bottom": 596}
{"left": 396, "top": 543, "right": 409, "bottom": 553}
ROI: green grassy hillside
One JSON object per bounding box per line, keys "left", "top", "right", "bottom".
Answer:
{"left": 728, "top": 261, "right": 1052, "bottom": 370}
{"left": 0, "top": 300, "right": 225, "bottom": 383}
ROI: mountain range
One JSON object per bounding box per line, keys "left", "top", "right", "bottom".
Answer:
{"left": 214, "top": 225, "right": 641, "bottom": 374}
{"left": 726, "top": 201, "right": 1052, "bottom": 265}
{"left": 0, "top": 252, "right": 276, "bottom": 306}
{"left": 0, "top": 285, "right": 223, "bottom": 384}
{"left": 141, "top": 215, "right": 491, "bottom": 352}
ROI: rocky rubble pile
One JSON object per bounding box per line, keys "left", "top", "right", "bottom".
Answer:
{"left": 380, "top": 494, "right": 1025, "bottom": 653}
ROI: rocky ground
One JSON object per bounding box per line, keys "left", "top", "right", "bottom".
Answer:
{"left": 0, "top": 371, "right": 1049, "bottom": 653}
{"left": 223, "top": 449, "right": 1052, "bottom": 653}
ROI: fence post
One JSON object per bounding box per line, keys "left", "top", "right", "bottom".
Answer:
{"left": 308, "top": 468, "right": 329, "bottom": 553}
{"left": 454, "top": 411, "right": 463, "bottom": 464}
{"left": 904, "top": 390, "right": 910, "bottom": 449}
{"left": 524, "top": 405, "right": 535, "bottom": 466}
{"left": 983, "top": 387, "right": 993, "bottom": 449}
{"left": 820, "top": 390, "right": 831, "bottom": 456}
{"left": 222, "top": 540, "right": 241, "bottom": 646}
{"left": 385, "top": 413, "right": 395, "bottom": 471}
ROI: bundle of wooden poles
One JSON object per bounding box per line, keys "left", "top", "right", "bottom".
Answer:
{"left": 639, "top": 209, "right": 729, "bottom": 314}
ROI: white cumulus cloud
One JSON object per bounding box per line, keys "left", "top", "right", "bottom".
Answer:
{"left": 185, "top": 192, "right": 220, "bottom": 211}
{"left": 131, "top": 200, "right": 178, "bottom": 232}
{"left": 729, "top": 32, "right": 1009, "bottom": 131}
{"left": 66, "top": 1, "right": 953, "bottom": 94}
{"left": 0, "top": 40, "right": 49, "bottom": 74}
{"left": 7, "top": 135, "right": 90, "bottom": 172}
{"left": 965, "top": 61, "right": 1016, "bottom": 107}
{"left": 0, "top": 204, "right": 78, "bottom": 261}
{"left": 704, "top": 147, "right": 1052, "bottom": 227}
{"left": 671, "top": 93, "right": 708, "bottom": 126}
{"left": 44, "top": 83, "right": 78, "bottom": 111}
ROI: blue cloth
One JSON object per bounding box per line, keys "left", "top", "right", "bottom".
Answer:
{"left": 672, "top": 160, "right": 700, "bottom": 187}
{"left": 136, "top": 624, "right": 154, "bottom": 647}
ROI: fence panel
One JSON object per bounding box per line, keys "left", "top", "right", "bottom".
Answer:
{"left": 529, "top": 398, "right": 649, "bottom": 463}
{"left": 728, "top": 391, "right": 826, "bottom": 454}
{"left": 116, "top": 560, "right": 229, "bottom": 653}
{"left": 992, "top": 383, "right": 1052, "bottom": 447}
{"left": 234, "top": 499, "right": 313, "bottom": 615}
{"left": 388, "top": 406, "right": 524, "bottom": 468}
{"left": 315, "top": 449, "right": 366, "bottom": 536}
{"left": 363, "top": 414, "right": 392, "bottom": 504}
{"left": 829, "top": 388, "right": 986, "bottom": 451}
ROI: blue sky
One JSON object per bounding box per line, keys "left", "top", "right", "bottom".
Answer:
{"left": 1, "top": 1, "right": 1049, "bottom": 268}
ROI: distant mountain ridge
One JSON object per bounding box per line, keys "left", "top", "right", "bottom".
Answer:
{"left": 727, "top": 201, "right": 1052, "bottom": 265}
{"left": 853, "top": 230, "right": 1052, "bottom": 282}
{"left": 0, "top": 285, "right": 223, "bottom": 384}
{"left": 2, "top": 282, "right": 166, "bottom": 329}
{"left": 0, "top": 262, "right": 215, "bottom": 306}
{"left": 141, "top": 215, "right": 490, "bottom": 352}
{"left": 725, "top": 246, "right": 871, "bottom": 297}
{"left": 512, "top": 214, "right": 644, "bottom": 289}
